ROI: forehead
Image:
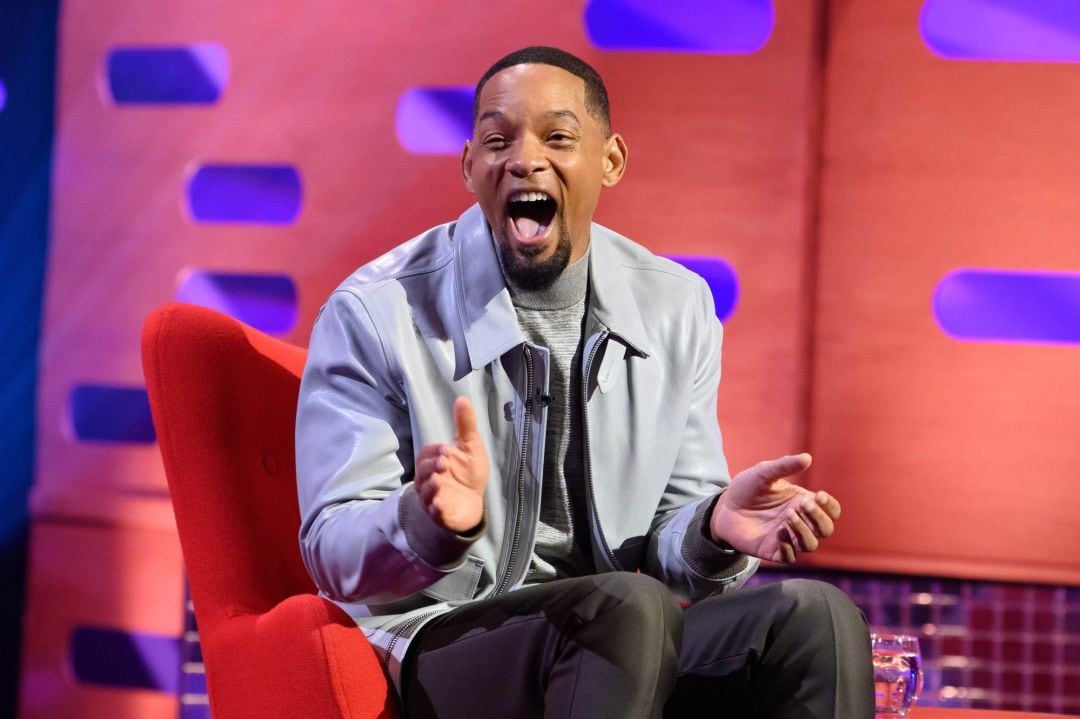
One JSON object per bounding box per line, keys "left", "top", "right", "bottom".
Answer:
{"left": 476, "top": 63, "right": 590, "bottom": 121}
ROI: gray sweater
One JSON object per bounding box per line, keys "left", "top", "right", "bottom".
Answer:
{"left": 502, "top": 249, "right": 595, "bottom": 583}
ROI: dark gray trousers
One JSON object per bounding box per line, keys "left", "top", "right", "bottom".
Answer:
{"left": 400, "top": 574, "right": 874, "bottom": 718}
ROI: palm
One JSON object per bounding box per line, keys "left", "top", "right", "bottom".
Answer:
{"left": 414, "top": 397, "right": 490, "bottom": 533}
{"left": 710, "top": 454, "right": 840, "bottom": 564}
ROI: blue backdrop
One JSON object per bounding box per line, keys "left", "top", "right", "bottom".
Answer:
{"left": 0, "top": 1, "right": 58, "bottom": 714}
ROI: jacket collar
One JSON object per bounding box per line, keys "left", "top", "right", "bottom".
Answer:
{"left": 586, "top": 223, "right": 652, "bottom": 357}
{"left": 454, "top": 204, "right": 652, "bottom": 372}
{"left": 454, "top": 205, "right": 524, "bottom": 372}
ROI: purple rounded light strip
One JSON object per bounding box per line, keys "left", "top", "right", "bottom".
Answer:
{"left": 69, "top": 384, "right": 155, "bottom": 444}
{"left": 177, "top": 270, "right": 298, "bottom": 336}
{"left": 585, "top": 0, "right": 774, "bottom": 54}
{"left": 106, "top": 43, "right": 229, "bottom": 104}
{"left": 921, "top": 0, "right": 1080, "bottom": 62}
{"left": 933, "top": 268, "right": 1080, "bottom": 345}
{"left": 71, "top": 626, "right": 180, "bottom": 692}
{"left": 186, "top": 164, "right": 302, "bottom": 225}
{"left": 396, "top": 86, "right": 475, "bottom": 155}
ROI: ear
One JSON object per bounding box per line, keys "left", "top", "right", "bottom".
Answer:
{"left": 461, "top": 139, "right": 476, "bottom": 194}
{"left": 601, "top": 133, "right": 628, "bottom": 188}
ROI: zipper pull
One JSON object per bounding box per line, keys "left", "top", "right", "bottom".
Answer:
{"left": 525, "top": 388, "right": 551, "bottom": 410}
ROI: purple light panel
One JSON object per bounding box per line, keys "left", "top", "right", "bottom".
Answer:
{"left": 186, "top": 164, "right": 302, "bottom": 224}
{"left": 69, "top": 384, "right": 155, "bottom": 444}
{"left": 177, "top": 271, "right": 298, "bottom": 335}
{"left": 921, "top": 0, "right": 1080, "bottom": 61}
{"left": 585, "top": 0, "right": 774, "bottom": 53}
{"left": 663, "top": 255, "right": 739, "bottom": 321}
{"left": 0, "top": 77, "right": 6, "bottom": 113}
{"left": 396, "top": 86, "right": 474, "bottom": 155}
{"left": 106, "top": 44, "right": 229, "bottom": 104}
{"left": 933, "top": 268, "right": 1080, "bottom": 344}
{"left": 71, "top": 627, "right": 180, "bottom": 692}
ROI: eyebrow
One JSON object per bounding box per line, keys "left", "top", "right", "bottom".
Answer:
{"left": 545, "top": 109, "right": 581, "bottom": 124}
{"left": 477, "top": 110, "right": 504, "bottom": 125}
{"left": 476, "top": 109, "right": 583, "bottom": 125}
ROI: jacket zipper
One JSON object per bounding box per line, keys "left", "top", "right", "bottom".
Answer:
{"left": 385, "top": 345, "right": 536, "bottom": 667}
{"left": 382, "top": 609, "right": 441, "bottom": 674}
{"left": 493, "top": 344, "right": 534, "bottom": 595}
{"left": 581, "top": 332, "right": 624, "bottom": 571}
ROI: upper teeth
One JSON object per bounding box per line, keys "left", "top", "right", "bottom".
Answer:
{"left": 509, "top": 191, "right": 550, "bottom": 203}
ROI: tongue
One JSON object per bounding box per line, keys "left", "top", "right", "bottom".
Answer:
{"left": 513, "top": 215, "right": 544, "bottom": 238}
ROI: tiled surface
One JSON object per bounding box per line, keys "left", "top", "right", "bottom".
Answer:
{"left": 179, "top": 591, "right": 210, "bottom": 719}
{"left": 751, "top": 568, "right": 1080, "bottom": 714}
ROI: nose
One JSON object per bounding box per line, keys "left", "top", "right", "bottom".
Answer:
{"left": 507, "top": 135, "right": 549, "bottom": 177}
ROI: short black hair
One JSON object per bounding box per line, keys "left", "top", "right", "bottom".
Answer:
{"left": 473, "top": 46, "right": 611, "bottom": 136}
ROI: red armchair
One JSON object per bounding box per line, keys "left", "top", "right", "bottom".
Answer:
{"left": 142, "top": 302, "right": 398, "bottom": 718}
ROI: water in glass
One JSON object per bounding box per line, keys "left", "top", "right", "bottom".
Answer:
{"left": 871, "top": 634, "right": 923, "bottom": 716}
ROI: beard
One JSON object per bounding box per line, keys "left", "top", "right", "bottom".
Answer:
{"left": 498, "top": 216, "right": 573, "bottom": 292}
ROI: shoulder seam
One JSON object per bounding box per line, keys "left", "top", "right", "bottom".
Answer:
{"left": 619, "top": 260, "right": 698, "bottom": 283}
{"left": 328, "top": 288, "right": 404, "bottom": 399}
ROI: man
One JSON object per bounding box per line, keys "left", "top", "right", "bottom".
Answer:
{"left": 296, "top": 46, "right": 873, "bottom": 718}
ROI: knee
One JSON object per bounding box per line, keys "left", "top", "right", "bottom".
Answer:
{"left": 590, "top": 572, "right": 684, "bottom": 641}
{"left": 781, "top": 578, "right": 859, "bottom": 611}
{"left": 780, "top": 579, "right": 868, "bottom": 636}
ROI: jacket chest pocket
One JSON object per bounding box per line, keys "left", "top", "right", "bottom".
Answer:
{"left": 588, "top": 336, "right": 628, "bottom": 398}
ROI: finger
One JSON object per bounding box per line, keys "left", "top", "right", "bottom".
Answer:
{"left": 423, "top": 487, "right": 448, "bottom": 525}
{"left": 799, "top": 495, "right": 835, "bottom": 538}
{"left": 422, "top": 461, "right": 450, "bottom": 489}
{"left": 453, "top": 396, "right": 480, "bottom": 443}
{"left": 416, "top": 443, "right": 448, "bottom": 464}
{"left": 777, "top": 527, "right": 798, "bottom": 564}
{"left": 816, "top": 490, "right": 841, "bottom": 520}
{"left": 413, "top": 470, "right": 438, "bottom": 507}
{"left": 788, "top": 510, "right": 820, "bottom": 553}
{"left": 414, "top": 444, "right": 450, "bottom": 482}
{"left": 441, "top": 445, "right": 473, "bottom": 477}
{"left": 752, "top": 452, "right": 812, "bottom": 483}
{"left": 415, "top": 455, "right": 447, "bottom": 483}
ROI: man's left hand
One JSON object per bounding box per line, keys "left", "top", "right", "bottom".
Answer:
{"left": 709, "top": 453, "right": 841, "bottom": 564}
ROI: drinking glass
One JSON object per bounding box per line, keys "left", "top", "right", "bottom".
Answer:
{"left": 871, "top": 633, "right": 923, "bottom": 716}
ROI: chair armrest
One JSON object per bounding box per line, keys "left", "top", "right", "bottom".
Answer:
{"left": 201, "top": 594, "right": 399, "bottom": 719}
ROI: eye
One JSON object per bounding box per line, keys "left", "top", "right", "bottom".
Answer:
{"left": 546, "top": 130, "right": 580, "bottom": 148}
{"left": 483, "top": 134, "right": 510, "bottom": 150}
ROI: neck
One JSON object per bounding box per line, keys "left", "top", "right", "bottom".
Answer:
{"left": 499, "top": 243, "right": 590, "bottom": 311}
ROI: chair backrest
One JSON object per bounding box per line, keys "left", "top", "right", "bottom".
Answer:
{"left": 142, "top": 302, "right": 315, "bottom": 630}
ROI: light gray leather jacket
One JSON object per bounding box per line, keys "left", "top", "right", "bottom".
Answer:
{"left": 296, "top": 204, "right": 758, "bottom": 687}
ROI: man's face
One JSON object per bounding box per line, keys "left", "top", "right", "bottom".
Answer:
{"left": 462, "top": 63, "right": 627, "bottom": 290}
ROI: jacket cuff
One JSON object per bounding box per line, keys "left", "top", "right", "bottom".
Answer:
{"left": 681, "top": 493, "right": 751, "bottom": 580}
{"left": 398, "top": 483, "right": 484, "bottom": 570}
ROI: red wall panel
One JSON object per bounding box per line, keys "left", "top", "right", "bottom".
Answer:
{"left": 804, "top": 0, "right": 1080, "bottom": 584}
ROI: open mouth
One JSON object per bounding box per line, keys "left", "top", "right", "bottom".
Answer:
{"left": 507, "top": 191, "right": 557, "bottom": 242}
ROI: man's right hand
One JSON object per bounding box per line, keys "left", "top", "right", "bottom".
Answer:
{"left": 413, "top": 396, "right": 489, "bottom": 534}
